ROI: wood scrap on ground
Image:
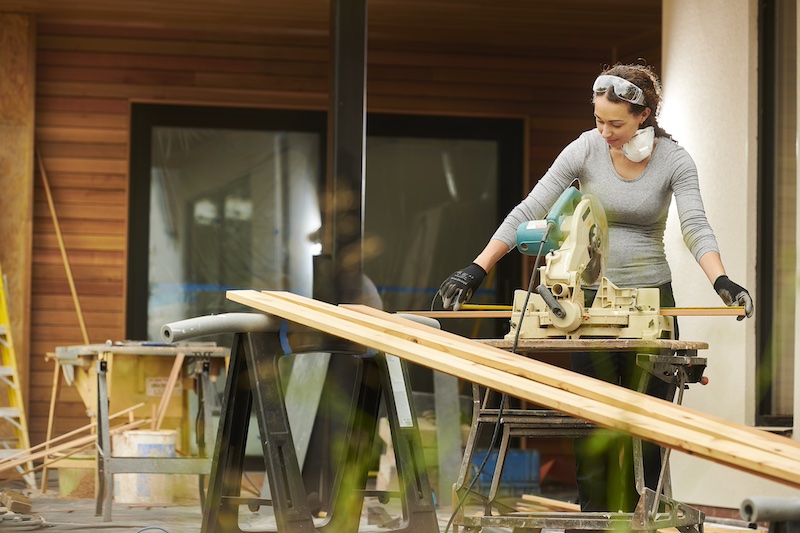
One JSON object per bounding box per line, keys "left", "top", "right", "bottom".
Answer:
{"left": 517, "top": 493, "right": 580, "bottom": 512}
{"left": 226, "top": 289, "right": 800, "bottom": 489}
{"left": 0, "top": 490, "right": 31, "bottom": 514}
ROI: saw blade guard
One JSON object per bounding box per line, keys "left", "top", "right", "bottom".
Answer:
{"left": 581, "top": 193, "right": 608, "bottom": 286}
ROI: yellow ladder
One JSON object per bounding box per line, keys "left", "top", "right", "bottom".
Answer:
{"left": 0, "top": 263, "right": 34, "bottom": 488}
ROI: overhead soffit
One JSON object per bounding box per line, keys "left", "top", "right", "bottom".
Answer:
{"left": 4, "top": 0, "right": 662, "bottom": 58}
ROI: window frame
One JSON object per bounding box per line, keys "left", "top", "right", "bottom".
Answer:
{"left": 128, "top": 105, "right": 524, "bottom": 340}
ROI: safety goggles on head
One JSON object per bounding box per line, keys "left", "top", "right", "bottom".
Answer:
{"left": 592, "top": 75, "right": 647, "bottom": 106}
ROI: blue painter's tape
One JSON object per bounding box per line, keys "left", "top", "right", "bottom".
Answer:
{"left": 279, "top": 320, "right": 292, "bottom": 355}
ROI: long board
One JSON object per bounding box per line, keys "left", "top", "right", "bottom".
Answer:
{"left": 227, "top": 289, "right": 800, "bottom": 488}
{"left": 400, "top": 307, "right": 745, "bottom": 319}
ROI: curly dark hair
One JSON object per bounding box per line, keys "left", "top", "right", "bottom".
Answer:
{"left": 594, "top": 63, "right": 672, "bottom": 139}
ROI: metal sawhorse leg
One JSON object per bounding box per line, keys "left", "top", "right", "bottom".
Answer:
{"left": 162, "top": 313, "right": 439, "bottom": 533}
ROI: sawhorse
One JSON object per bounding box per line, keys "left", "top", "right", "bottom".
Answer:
{"left": 454, "top": 342, "right": 708, "bottom": 533}
{"left": 162, "top": 313, "right": 440, "bottom": 533}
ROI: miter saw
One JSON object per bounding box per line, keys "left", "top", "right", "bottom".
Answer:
{"left": 506, "top": 186, "right": 675, "bottom": 340}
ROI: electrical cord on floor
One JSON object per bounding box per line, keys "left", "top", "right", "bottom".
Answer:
{"left": 136, "top": 527, "right": 170, "bottom": 533}
{"left": 443, "top": 223, "right": 553, "bottom": 533}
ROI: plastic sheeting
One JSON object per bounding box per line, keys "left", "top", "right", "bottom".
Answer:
{"left": 147, "top": 127, "right": 321, "bottom": 341}
{"left": 364, "top": 136, "right": 500, "bottom": 337}
{"left": 145, "top": 128, "right": 504, "bottom": 342}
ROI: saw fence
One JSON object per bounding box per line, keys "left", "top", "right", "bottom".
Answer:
{"left": 227, "top": 289, "right": 800, "bottom": 489}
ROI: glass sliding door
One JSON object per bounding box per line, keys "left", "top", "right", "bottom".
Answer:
{"left": 128, "top": 105, "right": 326, "bottom": 341}
{"left": 364, "top": 114, "right": 524, "bottom": 339}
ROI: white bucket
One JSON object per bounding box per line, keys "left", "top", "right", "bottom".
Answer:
{"left": 112, "top": 429, "right": 177, "bottom": 504}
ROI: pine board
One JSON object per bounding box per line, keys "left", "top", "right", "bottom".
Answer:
{"left": 227, "top": 289, "right": 800, "bottom": 488}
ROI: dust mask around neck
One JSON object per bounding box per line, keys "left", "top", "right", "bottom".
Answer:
{"left": 622, "top": 126, "right": 655, "bottom": 162}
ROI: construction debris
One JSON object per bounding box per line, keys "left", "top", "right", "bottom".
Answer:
{"left": 0, "top": 490, "right": 31, "bottom": 514}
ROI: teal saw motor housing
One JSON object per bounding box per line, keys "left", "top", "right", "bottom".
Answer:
{"left": 516, "top": 186, "right": 583, "bottom": 256}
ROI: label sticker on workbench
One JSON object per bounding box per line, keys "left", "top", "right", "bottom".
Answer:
{"left": 146, "top": 377, "right": 183, "bottom": 397}
{"left": 386, "top": 354, "right": 414, "bottom": 427}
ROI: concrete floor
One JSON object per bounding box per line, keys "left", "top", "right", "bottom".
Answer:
{"left": 1, "top": 475, "right": 516, "bottom": 533}
{"left": 0, "top": 474, "right": 758, "bottom": 533}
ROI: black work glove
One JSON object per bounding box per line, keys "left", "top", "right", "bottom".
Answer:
{"left": 439, "top": 263, "right": 487, "bottom": 311}
{"left": 714, "top": 275, "right": 754, "bottom": 321}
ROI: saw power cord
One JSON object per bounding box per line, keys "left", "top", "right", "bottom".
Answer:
{"left": 443, "top": 222, "right": 553, "bottom": 533}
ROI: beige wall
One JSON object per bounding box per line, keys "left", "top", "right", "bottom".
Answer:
{"left": 663, "top": 0, "right": 800, "bottom": 507}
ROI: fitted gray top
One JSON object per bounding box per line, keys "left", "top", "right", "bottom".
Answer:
{"left": 491, "top": 129, "right": 720, "bottom": 288}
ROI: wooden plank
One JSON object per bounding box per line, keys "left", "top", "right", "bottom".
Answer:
{"left": 37, "top": 35, "right": 329, "bottom": 62}
{"left": 519, "top": 493, "right": 580, "bottom": 512}
{"left": 341, "top": 301, "right": 800, "bottom": 462}
{"left": 307, "top": 296, "right": 800, "bottom": 464}
{"left": 34, "top": 187, "right": 127, "bottom": 207}
{"left": 400, "top": 307, "right": 745, "bottom": 319}
{"left": 37, "top": 81, "right": 328, "bottom": 109}
{"left": 34, "top": 234, "right": 125, "bottom": 252}
{"left": 153, "top": 352, "right": 184, "bottom": 431}
{"left": 0, "top": 419, "right": 146, "bottom": 474}
{"left": 225, "top": 290, "right": 800, "bottom": 488}
{"left": 30, "top": 171, "right": 127, "bottom": 189}
{"left": 35, "top": 218, "right": 125, "bottom": 236}
{"left": 36, "top": 125, "right": 129, "bottom": 144}
{"left": 37, "top": 49, "right": 328, "bottom": 77}
{"left": 37, "top": 156, "right": 127, "bottom": 175}
{"left": 35, "top": 109, "right": 128, "bottom": 128}
{"left": 6, "top": 402, "right": 145, "bottom": 466}
{"left": 34, "top": 202, "right": 126, "bottom": 221}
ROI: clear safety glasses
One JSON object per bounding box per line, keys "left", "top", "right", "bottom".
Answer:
{"left": 592, "top": 75, "right": 647, "bottom": 106}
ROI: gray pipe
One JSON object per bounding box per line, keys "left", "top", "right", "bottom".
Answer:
{"left": 162, "top": 310, "right": 440, "bottom": 344}
{"left": 396, "top": 314, "right": 441, "bottom": 330}
{"left": 161, "top": 313, "right": 279, "bottom": 343}
{"left": 741, "top": 497, "right": 800, "bottom": 522}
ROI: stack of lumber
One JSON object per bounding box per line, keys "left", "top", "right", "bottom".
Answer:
{"left": 0, "top": 404, "right": 148, "bottom": 482}
{"left": 517, "top": 493, "right": 580, "bottom": 513}
{"left": 227, "top": 290, "right": 800, "bottom": 489}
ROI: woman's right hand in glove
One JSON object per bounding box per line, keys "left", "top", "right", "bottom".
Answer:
{"left": 438, "top": 263, "right": 487, "bottom": 311}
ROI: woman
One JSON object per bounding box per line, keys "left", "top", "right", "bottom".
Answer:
{"left": 438, "top": 63, "right": 753, "bottom": 513}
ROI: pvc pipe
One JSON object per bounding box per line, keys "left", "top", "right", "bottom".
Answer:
{"left": 161, "top": 313, "right": 278, "bottom": 343}
{"left": 396, "top": 314, "right": 441, "bottom": 330}
{"left": 740, "top": 497, "right": 800, "bottom": 522}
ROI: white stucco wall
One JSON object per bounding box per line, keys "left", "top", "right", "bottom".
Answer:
{"left": 662, "top": 0, "right": 800, "bottom": 508}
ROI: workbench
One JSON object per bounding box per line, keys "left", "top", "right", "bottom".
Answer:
{"left": 454, "top": 338, "right": 708, "bottom": 533}
{"left": 47, "top": 341, "right": 229, "bottom": 521}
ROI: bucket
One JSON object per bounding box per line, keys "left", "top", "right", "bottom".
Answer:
{"left": 112, "top": 429, "right": 177, "bottom": 504}
{"left": 54, "top": 453, "right": 95, "bottom": 498}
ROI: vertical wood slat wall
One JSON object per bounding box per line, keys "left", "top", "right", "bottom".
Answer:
{"left": 30, "top": 19, "right": 659, "bottom": 443}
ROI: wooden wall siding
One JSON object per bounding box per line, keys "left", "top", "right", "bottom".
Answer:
{"left": 0, "top": 15, "right": 36, "bottom": 432}
{"left": 29, "top": 18, "right": 660, "bottom": 444}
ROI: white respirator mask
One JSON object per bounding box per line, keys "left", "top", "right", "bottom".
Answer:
{"left": 622, "top": 126, "right": 655, "bottom": 162}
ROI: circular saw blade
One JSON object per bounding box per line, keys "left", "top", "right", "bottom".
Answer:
{"left": 581, "top": 193, "right": 608, "bottom": 286}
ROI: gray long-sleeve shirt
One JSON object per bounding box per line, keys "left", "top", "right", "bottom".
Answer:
{"left": 491, "top": 129, "right": 720, "bottom": 288}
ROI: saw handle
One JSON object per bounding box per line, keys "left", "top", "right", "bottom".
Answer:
{"left": 537, "top": 284, "right": 566, "bottom": 318}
